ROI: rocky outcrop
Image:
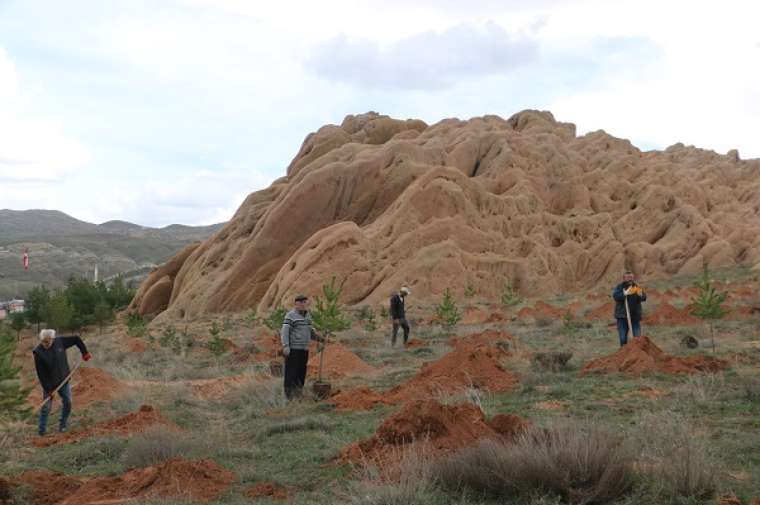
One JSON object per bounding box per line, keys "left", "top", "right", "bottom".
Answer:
{"left": 130, "top": 110, "right": 760, "bottom": 320}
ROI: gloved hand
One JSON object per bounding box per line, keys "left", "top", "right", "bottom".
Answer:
{"left": 282, "top": 346, "right": 290, "bottom": 357}
{"left": 630, "top": 286, "right": 643, "bottom": 296}
{"left": 82, "top": 352, "right": 93, "bottom": 361}
{"left": 623, "top": 287, "right": 633, "bottom": 296}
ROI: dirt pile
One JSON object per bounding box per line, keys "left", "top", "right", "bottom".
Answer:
{"left": 341, "top": 400, "right": 526, "bottom": 466}
{"left": 580, "top": 336, "right": 730, "bottom": 376}
{"left": 646, "top": 302, "right": 700, "bottom": 325}
{"left": 244, "top": 482, "right": 289, "bottom": 501}
{"left": 129, "top": 110, "right": 760, "bottom": 320}
{"left": 330, "top": 386, "right": 389, "bottom": 411}
{"left": 386, "top": 331, "right": 518, "bottom": 402}
{"left": 1, "top": 470, "right": 83, "bottom": 505}
{"left": 33, "top": 405, "right": 176, "bottom": 447}
{"left": 27, "top": 366, "right": 125, "bottom": 408}
{"left": 56, "top": 458, "right": 235, "bottom": 505}
{"left": 306, "top": 341, "right": 377, "bottom": 379}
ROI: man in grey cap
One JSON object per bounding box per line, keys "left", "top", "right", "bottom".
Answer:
{"left": 280, "top": 294, "right": 325, "bottom": 399}
{"left": 389, "top": 286, "right": 411, "bottom": 346}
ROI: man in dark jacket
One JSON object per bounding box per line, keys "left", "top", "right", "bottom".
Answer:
{"left": 389, "top": 287, "right": 411, "bottom": 346}
{"left": 33, "top": 329, "right": 92, "bottom": 435}
{"left": 280, "top": 295, "right": 325, "bottom": 399}
{"left": 612, "top": 272, "right": 647, "bottom": 346}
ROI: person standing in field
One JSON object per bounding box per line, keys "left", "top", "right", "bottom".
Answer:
{"left": 389, "top": 287, "right": 411, "bottom": 346}
{"left": 612, "top": 271, "right": 647, "bottom": 346}
{"left": 280, "top": 294, "right": 325, "bottom": 399}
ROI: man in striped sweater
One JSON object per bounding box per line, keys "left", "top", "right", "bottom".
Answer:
{"left": 280, "top": 294, "right": 325, "bottom": 399}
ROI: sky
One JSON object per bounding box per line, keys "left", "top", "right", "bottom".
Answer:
{"left": 0, "top": 0, "right": 758, "bottom": 227}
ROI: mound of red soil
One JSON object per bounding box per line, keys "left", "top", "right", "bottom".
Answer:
{"left": 27, "top": 366, "right": 125, "bottom": 409}
{"left": 33, "top": 405, "right": 176, "bottom": 448}
{"left": 244, "top": 482, "right": 289, "bottom": 501}
{"left": 518, "top": 301, "right": 567, "bottom": 320}
{"left": 461, "top": 307, "right": 505, "bottom": 325}
{"left": 580, "top": 336, "right": 729, "bottom": 376}
{"left": 585, "top": 301, "right": 614, "bottom": 321}
{"left": 307, "top": 341, "right": 377, "bottom": 379}
{"left": 2, "top": 470, "right": 83, "bottom": 505}
{"left": 453, "top": 329, "right": 512, "bottom": 349}
{"left": 330, "top": 386, "right": 389, "bottom": 412}
{"left": 646, "top": 302, "right": 700, "bottom": 325}
{"left": 386, "top": 333, "right": 518, "bottom": 403}
{"left": 341, "top": 400, "right": 526, "bottom": 466}
{"left": 57, "top": 458, "right": 236, "bottom": 505}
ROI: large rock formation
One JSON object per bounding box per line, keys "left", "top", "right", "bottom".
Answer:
{"left": 130, "top": 110, "right": 760, "bottom": 320}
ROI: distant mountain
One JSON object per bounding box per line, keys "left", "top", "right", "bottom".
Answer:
{"left": 0, "top": 209, "right": 224, "bottom": 299}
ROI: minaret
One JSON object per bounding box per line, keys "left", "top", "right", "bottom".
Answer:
{"left": 94, "top": 263, "right": 99, "bottom": 283}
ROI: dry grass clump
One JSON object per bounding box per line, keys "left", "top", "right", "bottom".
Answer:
{"left": 122, "top": 425, "right": 201, "bottom": 469}
{"left": 431, "top": 420, "right": 635, "bottom": 505}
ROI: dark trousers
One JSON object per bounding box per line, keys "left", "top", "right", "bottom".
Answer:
{"left": 392, "top": 318, "right": 410, "bottom": 346}
{"left": 284, "top": 349, "right": 309, "bottom": 399}
{"left": 616, "top": 318, "right": 641, "bottom": 346}
{"left": 38, "top": 382, "right": 71, "bottom": 435}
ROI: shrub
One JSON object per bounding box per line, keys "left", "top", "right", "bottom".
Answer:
{"left": 207, "top": 322, "right": 225, "bottom": 358}
{"left": 126, "top": 312, "right": 147, "bottom": 338}
{"left": 122, "top": 426, "right": 198, "bottom": 469}
{"left": 241, "top": 308, "right": 259, "bottom": 329}
{"left": 432, "top": 421, "right": 635, "bottom": 504}
{"left": 561, "top": 312, "right": 580, "bottom": 337}
{"left": 263, "top": 305, "right": 287, "bottom": 332}
{"left": 0, "top": 329, "right": 31, "bottom": 420}
{"left": 434, "top": 289, "right": 461, "bottom": 330}
{"left": 464, "top": 284, "right": 476, "bottom": 298}
{"left": 501, "top": 281, "right": 522, "bottom": 307}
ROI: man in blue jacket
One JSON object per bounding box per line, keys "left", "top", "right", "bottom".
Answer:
{"left": 280, "top": 295, "right": 325, "bottom": 399}
{"left": 33, "top": 329, "right": 92, "bottom": 436}
{"left": 612, "top": 272, "right": 647, "bottom": 346}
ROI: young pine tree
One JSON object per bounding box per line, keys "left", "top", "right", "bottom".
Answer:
{"left": 690, "top": 264, "right": 729, "bottom": 352}
{"left": 0, "top": 326, "right": 31, "bottom": 420}
{"left": 312, "top": 277, "right": 351, "bottom": 338}
{"left": 10, "top": 311, "right": 27, "bottom": 341}
{"left": 435, "top": 288, "right": 461, "bottom": 331}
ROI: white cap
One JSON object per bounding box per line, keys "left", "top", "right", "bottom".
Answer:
{"left": 39, "top": 329, "right": 56, "bottom": 340}
{"left": 400, "top": 287, "right": 410, "bottom": 295}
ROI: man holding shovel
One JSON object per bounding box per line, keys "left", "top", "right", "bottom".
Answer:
{"left": 33, "top": 329, "right": 92, "bottom": 436}
{"left": 612, "top": 271, "right": 647, "bottom": 346}
{"left": 280, "top": 295, "right": 324, "bottom": 399}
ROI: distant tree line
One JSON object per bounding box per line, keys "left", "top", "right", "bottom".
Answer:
{"left": 17, "top": 276, "right": 135, "bottom": 335}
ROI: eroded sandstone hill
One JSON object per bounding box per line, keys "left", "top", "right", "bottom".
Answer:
{"left": 130, "top": 110, "right": 760, "bottom": 319}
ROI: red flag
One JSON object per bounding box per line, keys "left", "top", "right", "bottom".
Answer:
{"left": 22, "top": 248, "right": 29, "bottom": 270}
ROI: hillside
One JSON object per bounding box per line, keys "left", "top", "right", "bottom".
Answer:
{"left": 0, "top": 210, "right": 224, "bottom": 298}
{"left": 129, "top": 110, "right": 760, "bottom": 320}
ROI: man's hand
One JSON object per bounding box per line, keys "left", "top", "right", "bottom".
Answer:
{"left": 623, "top": 287, "right": 633, "bottom": 296}
{"left": 282, "top": 346, "right": 290, "bottom": 357}
{"left": 82, "top": 352, "right": 93, "bottom": 362}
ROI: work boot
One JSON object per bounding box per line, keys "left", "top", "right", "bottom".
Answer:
{"left": 59, "top": 425, "right": 67, "bottom": 433}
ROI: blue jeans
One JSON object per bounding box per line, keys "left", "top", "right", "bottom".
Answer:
{"left": 38, "top": 382, "right": 71, "bottom": 435}
{"left": 616, "top": 318, "right": 641, "bottom": 346}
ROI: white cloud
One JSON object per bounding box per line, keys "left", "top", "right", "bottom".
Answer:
{"left": 0, "top": 46, "right": 91, "bottom": 182}
{"left": 307, "top": 21, "right": 538, "bottom": 89}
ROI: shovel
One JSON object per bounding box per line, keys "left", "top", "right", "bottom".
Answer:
{"left": 36, "top": 360, "right": 83, "bottom": 412}
{"left": 312, "top": 332, "right": 331, "bottom": 399}
{"left": 624, "top": 295, "right": 634, "bottom": 343}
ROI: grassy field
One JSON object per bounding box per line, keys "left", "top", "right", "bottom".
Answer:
{"left": 1, "top": 267, "right": 759, "bottom": 504}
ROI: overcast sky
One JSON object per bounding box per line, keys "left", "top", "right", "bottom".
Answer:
{"left": 1, "top": 0, "right": 758, "bottom": 227}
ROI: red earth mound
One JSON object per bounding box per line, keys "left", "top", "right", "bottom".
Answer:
{"left": 646, "top": 302, "right": 700, "bottom": 325}
{"left": 386, "top": 331, "right": 518, "bottom": 403}
{"left": 580, "top": 336, "right": 729, "bottom": 376}
{"left": 27, "top": 366, "right": 125, "bottom": 409}
{"left": 307, "top": 341, "right": 377, "bottom": 379}
{"left": 341, "top": 400, "right": 527, "bottom": 466}
{"left": 517, "top": 301, "right": 567, "bottom": 321}
{"left": 33, "top": 405, "right": 176, "bottom": 448}
{"left": 1, "top": 470, "right": 83, "bottom": 505}
{"left": 330, "top": 386, "right": 389, "bottom": 412}
{"left": 56, "top": 458, "right": 236, "bottom": 505}
{"left": 585, "top": 301, "right": 614, "bottom": 321}
{"left": 244, "top": 482, "right": 289, "bottom": 501}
